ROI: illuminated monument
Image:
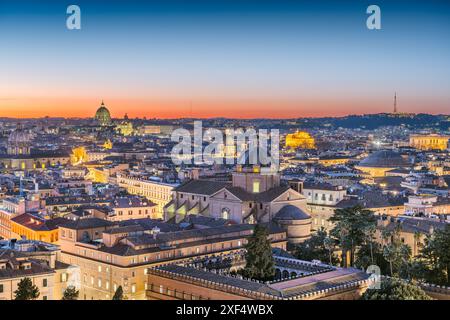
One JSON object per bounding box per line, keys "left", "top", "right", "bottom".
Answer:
{"left": 115, "top": 113, "right": 134, "bottom": 136}
{"left": 409, "top": 134, "right": 449, "bottom": 151}
{"left": 94, "top": 100, "right": 112, "bottom": 126}
{"left": 285, "top": 131, "right": 315, "bottom": 149}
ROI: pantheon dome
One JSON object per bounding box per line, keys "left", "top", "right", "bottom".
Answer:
{"left": 356, "top": 150, "right": 410, "bottom": 178}
{"left": 94, "top": 100, "right": 112, "bottom": 126}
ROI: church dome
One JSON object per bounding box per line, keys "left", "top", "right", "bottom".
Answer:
{"left": 94, "top": 101, "right": 112, "bottom": 126}
{"left": 8, "top": 128, "right": 32, "bottom": 144}
{"left": 7, "top": 127, "right": 32, "bottom": 155}
{"left": 358, "top": 150, "right": 409, "bottom": 168}
{"left": 274, "top": 205, "right": 311, "bottom": 221}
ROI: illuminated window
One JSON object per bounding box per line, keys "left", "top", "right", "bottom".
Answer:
{"left": 221, "top": 207, "right": 230, "bottom": 220}
{"left": 252, "top": 181, "right": 260, "bottom": 193}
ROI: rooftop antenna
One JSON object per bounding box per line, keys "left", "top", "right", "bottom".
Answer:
{"left": 394, "top": 92, "right": 397, "bottom": 114}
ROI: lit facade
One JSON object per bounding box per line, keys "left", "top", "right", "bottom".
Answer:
{"left": 409, "top": 134, "right": 449, "bottom": 151}
{"left": 116, "top": 174, "right": 176, "bottom": 219}
{"left": 285, "top": 131, "right": 315, "bottom": 149}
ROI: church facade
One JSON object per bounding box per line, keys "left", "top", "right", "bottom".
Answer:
{"left": 164, "top": 165, "right": 312, "bottom": 244}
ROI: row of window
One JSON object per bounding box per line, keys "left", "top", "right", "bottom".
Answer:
{"left": 150, "top": 284, "right": 205, "bottom": 300}
{"left": 313, "top": 218, "right": 333, "bottom": 227}
{"left": 83, "top": 275, "right": 136, "bottom": 293}
{"left": 0, "top": 279, "right": 47, "bottom": 293}
{"left": 179, "top": 194, "right": 208, "bottom": 202}
{"left": 307, "top": 192, "right": 338, "bottom": 202}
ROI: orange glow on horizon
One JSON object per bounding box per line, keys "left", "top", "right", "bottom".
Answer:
{"left": 0, "top": 97, "right": 447, "bottom": 119}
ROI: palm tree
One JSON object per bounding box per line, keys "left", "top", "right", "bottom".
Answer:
{"left": 413, "top": 231, "right": 422, "bottom": 256}
{"left": 383, "top": 244, "right": 396, "bottom": 276}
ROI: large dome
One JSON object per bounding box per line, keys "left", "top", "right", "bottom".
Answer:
{"left": 94, "top": 101, "right": 112, "bottom": 126}
{"left": 7, "top": 127, "right": 32, "bottom": 155}
{"left": 274, "top": 205, "right": 311, "bottom": 221}
{"left": 8, "top": 128, "right": 32, "bottom": 144}
{"left": 358, "top": 150, "right": 409, "bottom": 168}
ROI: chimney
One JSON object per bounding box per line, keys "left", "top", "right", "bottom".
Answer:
{"left": 9, "top": 238, "right": 17, "bottom": 249}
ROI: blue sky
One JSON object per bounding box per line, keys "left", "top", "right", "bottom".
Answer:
{"left": 0, "top": 0, "right": 449, "bottom": 118}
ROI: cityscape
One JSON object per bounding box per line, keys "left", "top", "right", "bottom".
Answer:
{"left": 1, "top": 0, "right": 450, "bottom": 306}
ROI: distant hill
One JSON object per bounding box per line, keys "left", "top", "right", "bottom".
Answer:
{"left": 291, "top": 113, "right": 449, "bottom": 130}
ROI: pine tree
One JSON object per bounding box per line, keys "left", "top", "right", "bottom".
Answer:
{"left": 112, "top": 285, "right": 124, "bottom": 300}
{"left": 329, "top": 205, "right": 377, "bottom": 267}
{"left": 14, "top": 277, "right": 40, "bottom": 300}
{"left": 415, "top": 224, "right": 450, "bottom": 286}
{"left": 242, "top": 224, "right": 275, "bottom": 281}
{"left": 62, "top": 285, "right": 79, "bottom": 300}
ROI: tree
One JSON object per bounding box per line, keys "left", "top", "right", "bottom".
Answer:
{"left": 362, "top": 277, "right": 432, "bottom": 300}
{"left": 112, "top": 285, "right": 124, "bottom": 300}
{"left": 381, "top": 226, "right": 412, "bottom": 277}
{"left": 355, "top": 241, "right": 389, "bottom": 272}
{"left": 414, "top": 225, "right": 450, "bottom": 286}
{"left": 242, "top": 224, "right": 275, "bottom": 281}
{"left": 62, "top": 286, "right": 79, "bottom": 300}
{"left": 295, "top": 228, "right": 339, "bottom": 265}
{"left": 14, "top": 277, "right": 40, "bottom": 300}
{"left": 329, "top": 206, "right": 377, "bottom": 267}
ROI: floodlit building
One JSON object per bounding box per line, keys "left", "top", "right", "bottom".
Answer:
{"left": 409, "top": 134, "right": 449, "bottom": 151}
{"left": 285, "top": 131, "right": 316, "bottom": 149}
{"left": 117, "top": 173, "right": 177, "bottom": 219}
{"left": 94, "top": 101, "right": 112, "bottom": 126}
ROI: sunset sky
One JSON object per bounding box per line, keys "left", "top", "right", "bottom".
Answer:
{"left": 1, "top": 0, "right": 450, "bottom": 119}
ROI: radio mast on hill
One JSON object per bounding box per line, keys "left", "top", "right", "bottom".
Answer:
{"left": 393, "top": 92, "right": 398, "bottom": 113}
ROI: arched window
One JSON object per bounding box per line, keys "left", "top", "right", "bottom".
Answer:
{"left": 221, "top": 207, "right": 230, "bottom": 220}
